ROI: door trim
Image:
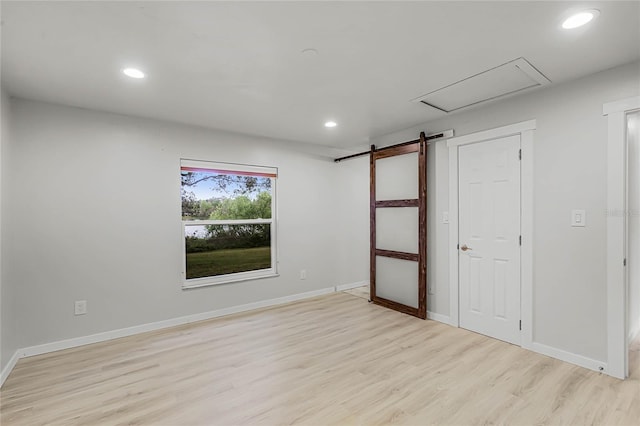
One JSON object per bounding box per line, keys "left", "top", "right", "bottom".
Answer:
{"left": 604, "top": 96, "right": 640, "bottom": 379}
{"left": 447, "top": 120, "right": 535, "bottom": 351}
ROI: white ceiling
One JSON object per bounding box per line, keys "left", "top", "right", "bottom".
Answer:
{"left": 1, "top": 1, "right": 639, "bottom": 147}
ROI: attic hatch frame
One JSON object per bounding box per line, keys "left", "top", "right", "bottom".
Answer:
{"left": 411, "top": 57, "right": 551, "bottom": 114}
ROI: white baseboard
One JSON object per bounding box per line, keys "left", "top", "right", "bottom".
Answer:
{"left": 1, "top": 285, "right": 338, "bottom": 387}
{"left": 427, "top": 311, "right": 451, "bottom": 325}
{"left": 0, "top": 350, "right": 20, "bottom": 387}
{"left": 336, "top": 281, "right": 368, "bottom": 291}
{"left": 20, "top": 286, "right": 336, "bottom": 359}
{"left": 530, "top": 342, "right": 607, "bottom": 375}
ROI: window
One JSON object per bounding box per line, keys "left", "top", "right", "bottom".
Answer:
{"left": 180, "top": 159, "right": 277, "bottom": 288}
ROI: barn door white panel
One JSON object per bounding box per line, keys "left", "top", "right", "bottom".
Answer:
{"left": 375, "top": 152, "right": 419, "bottom": 310}
{"left": 376, "top": 153, "right": 419, "bottom": 201}
{"left": 458, "top": 135, "right": 521, "bottom": 344}
{"left": 376, "top": 203, "right": 419, "bottom": 254}
{"left": 376, "top": 256, "right": 419, "bottom": 308}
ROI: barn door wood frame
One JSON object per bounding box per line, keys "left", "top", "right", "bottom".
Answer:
{"left": 370, "top": 132, "right": 427, "bottom": 319}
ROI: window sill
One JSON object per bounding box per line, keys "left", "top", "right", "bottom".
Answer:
{"left": 182, "top": 272, "right": 279, "bottom": 290}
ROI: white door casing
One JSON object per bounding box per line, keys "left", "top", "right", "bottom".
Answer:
{"left": 626, "top": 110, "right": 640, "bottom": 370}
{"left": 448, "top": 120, "right": 535, "bottom": 354}
{"left": 458, "top": 135, "right": 521, "bottom": 345}
{"left": 604, "top": 96, "right": 640, "bottom": 379}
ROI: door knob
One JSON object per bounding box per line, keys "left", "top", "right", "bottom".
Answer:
{"left": 460, "top": 244, "right": 472, "bottom": 252}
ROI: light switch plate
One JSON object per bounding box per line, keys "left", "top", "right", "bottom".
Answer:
{"left": 442, "top": 211, "right": 449, "bottom": 224}
{"left": 571, "top": 209, "right": 586, "bottom": 227}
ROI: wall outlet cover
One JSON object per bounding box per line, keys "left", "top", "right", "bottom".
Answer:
{"left": 74, "top": 300, "right": 87, "bottom": 315}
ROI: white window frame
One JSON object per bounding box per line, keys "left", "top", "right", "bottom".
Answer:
{"left": 180, "top": 159, "right": 278, "bottom": 289}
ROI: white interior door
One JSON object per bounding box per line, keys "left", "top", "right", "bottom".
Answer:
{"left": 458, "top": 135, "right": 521, "bottom": 345}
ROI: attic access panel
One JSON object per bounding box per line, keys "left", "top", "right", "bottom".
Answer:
{"left": 413, "top": 57, "right": 550, "bottom": 113}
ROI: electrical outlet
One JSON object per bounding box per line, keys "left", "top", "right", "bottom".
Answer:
{"left": 300, "top": 269, "right": 307, "bottom": 280}
{"left": 74, "top": 300, "right": 87, "bottom": 316}
{"left": 442, "top": 211, "right": 449, "bottom": 224}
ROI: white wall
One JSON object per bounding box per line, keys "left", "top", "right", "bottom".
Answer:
{"left": 0, "top": 89, "right": 16, "bottom": 373}
{"left": 3, "top": 99, "right": 358, "bottom": 350}
{"left": 0, "top": 92, "right": 3, "bottom": 371}
{"left": 334, "top": 155, "right": 369, "bottom": 287}
{"left": 373, "top": 61, "right": 640, "bottom": 362}
{"left": 628, "top": 110, "right": 640, "bottom": 341}
{"left": 428, "top": 141, "right": 451, "bottom": 316}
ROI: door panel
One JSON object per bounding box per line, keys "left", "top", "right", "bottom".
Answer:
{"left": 376, "top": 207, "right": 419, "bottom": 254}
{"left": 375, "top": 152, "right": 419, "bottom": 200}
{"left": 459, "top": 135, "right": 521, "bottom": 344}
{"left": 376, "top": 256, "right": 419, "bottom": 308}
{"left": 493, "top": 258, "right": 508, "bottom": 318}
{"left": 468, "top": 255, "right": 482, "bottom": 312}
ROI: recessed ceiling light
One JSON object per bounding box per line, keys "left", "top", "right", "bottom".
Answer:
{"left": 562, "top": 10, "right": 599, "bottom": 29}
{"left": 324, "top": 121, "right": 337, "bottom": 128}
{"left": 123, "top": 68, "right": 145, "bottom": 79}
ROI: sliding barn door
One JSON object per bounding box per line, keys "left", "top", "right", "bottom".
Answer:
{"left": 370, "top": 134, "right": 427, "bottom": 319}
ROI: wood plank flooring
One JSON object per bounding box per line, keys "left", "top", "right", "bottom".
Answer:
{"left": 343, "top": 285, "right": 370, "bottom": 300}
{"left": 1, "top": 292, "right": 639, "bottom": 425}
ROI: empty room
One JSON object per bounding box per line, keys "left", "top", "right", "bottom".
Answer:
{"left": 1, "top": 1, "right": 639, "bottom": 425}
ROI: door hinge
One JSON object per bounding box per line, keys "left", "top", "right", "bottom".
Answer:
{"left": 519, "top": 235, "right": 522, "bottom": 246}
{"left": 457, "top": 243, "right": 460, "bottom": 250}
{"left": 519, "top": 149, "right": 522, "bottom": 160}
{"left": 519, "top": 320, "right": 522, "bottom": 331}
{"left": 624, "top": 258, "right": 627, "bottom": 267}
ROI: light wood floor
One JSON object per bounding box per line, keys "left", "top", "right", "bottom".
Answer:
{"left": 2, "top": 292, "right": 639, "bottom": 426}
{"left": 343, "top": 285, "right": 370, "bottom": 300}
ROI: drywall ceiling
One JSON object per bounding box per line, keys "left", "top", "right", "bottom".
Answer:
{"left": 1, "top": 1, "right": 639, "bottom": 147}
